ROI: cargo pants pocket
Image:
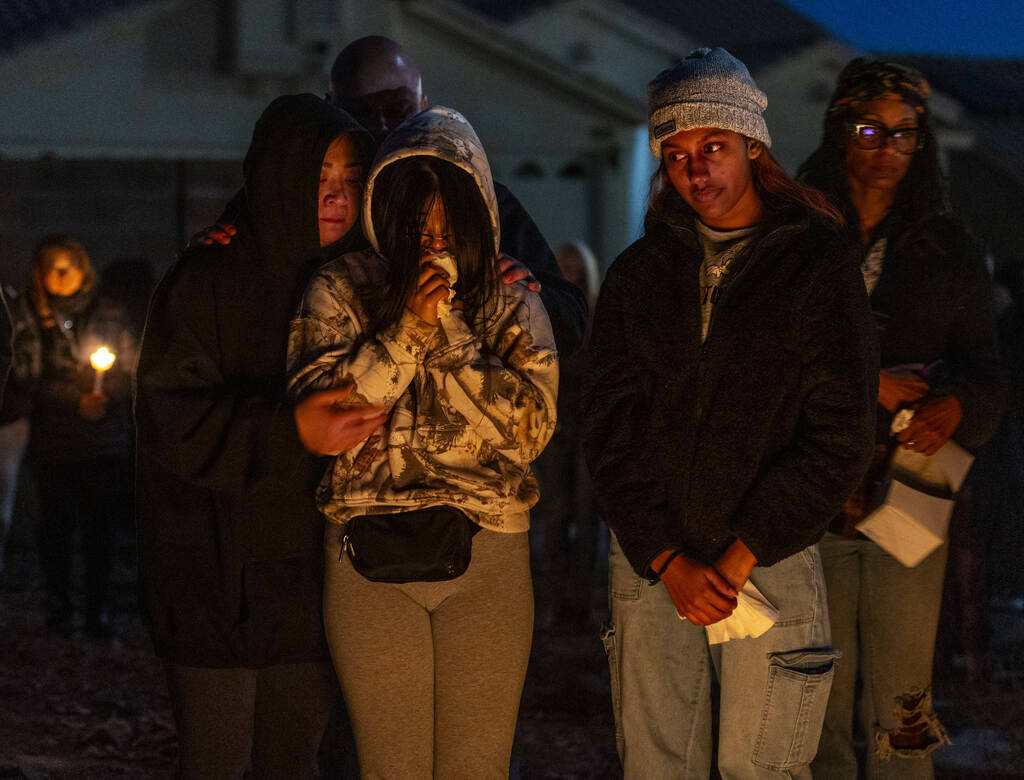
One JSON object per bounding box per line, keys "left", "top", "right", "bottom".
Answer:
{"left": 752, "top": 648, "right": 841, "bottom": 771}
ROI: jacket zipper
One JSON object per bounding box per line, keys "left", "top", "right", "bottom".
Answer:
{"left": 687, "top": 240, "right": 762, "bottom": 546}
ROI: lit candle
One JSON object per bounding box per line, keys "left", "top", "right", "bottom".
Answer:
{"left": 90, "top": 347, "right": 116, "bottom": 393}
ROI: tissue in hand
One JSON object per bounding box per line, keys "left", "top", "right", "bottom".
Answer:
{"left": 424, "top": 250, "right": 458, "bottom": 317}
{"left": 700, "top": 581, "right": 780, "bottom": 645}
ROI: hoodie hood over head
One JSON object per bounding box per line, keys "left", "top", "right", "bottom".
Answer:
{"left": 242, "top": 93, "right": 375, "bottom": 275}
{"left": 362, "top": 106, "right": 500, "bottom": 254}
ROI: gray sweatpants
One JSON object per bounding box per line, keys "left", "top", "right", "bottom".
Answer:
{"left": 323, "top": 525, "right": 533, "bottom": 779}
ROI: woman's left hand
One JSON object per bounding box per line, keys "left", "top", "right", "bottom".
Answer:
{"left": 897, "top": 396, "right": 962, "bottom": 455}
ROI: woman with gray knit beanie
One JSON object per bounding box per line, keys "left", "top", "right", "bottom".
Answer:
{"left": 583, "top": 47, "right": 878, "bottom": 777}
{"left": 802, "top": 59, "right": 1005, "bottom": 780}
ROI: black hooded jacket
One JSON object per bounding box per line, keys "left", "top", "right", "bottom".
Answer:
{"left": 135, "top": 95, "right": 374, "bottom": 667}
{"left": 583, "top": 193, "right": 878, "bottom": 577}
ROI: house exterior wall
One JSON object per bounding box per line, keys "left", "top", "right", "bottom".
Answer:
{"left": 505, "top": 0, "right": 690, "bottom": 100}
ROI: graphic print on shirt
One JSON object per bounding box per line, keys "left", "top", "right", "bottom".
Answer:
{"left": 696, "top": 221, "right": 757, "bottom": 341}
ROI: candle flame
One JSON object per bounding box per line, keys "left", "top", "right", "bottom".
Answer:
{"left": 90, "top": 347, "right": 116, "bottom": 372}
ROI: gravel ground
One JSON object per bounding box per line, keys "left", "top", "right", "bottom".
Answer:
{"left": 1, "top": 522, "right": 1022, "bottom": 778}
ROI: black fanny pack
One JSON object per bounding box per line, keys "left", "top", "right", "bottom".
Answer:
{"left": 341, "top": 506, "right": 479, "bottom": 583}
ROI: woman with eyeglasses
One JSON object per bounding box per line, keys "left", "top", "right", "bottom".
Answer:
{"left": 801, "top": 59, "right": 1005, "bottom": 778}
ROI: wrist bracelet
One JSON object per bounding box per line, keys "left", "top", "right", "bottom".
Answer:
{"left": 654, "top": 548, "right": 684, "bottom": 578}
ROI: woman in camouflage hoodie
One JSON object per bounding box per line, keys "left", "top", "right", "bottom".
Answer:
{"left": 287, "top": 107, "right": 558, "bottom": 778}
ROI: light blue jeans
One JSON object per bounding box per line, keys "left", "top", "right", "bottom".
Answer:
{"left": 813, "top": 532, "right": 950, "bottom": 780}
{"left": 603, "top": 533, "right": 838, "bottom": 779}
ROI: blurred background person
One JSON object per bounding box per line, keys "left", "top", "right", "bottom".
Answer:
{"left": 10, "top": 236, "right": 135, "bottom": 638}
{"left": 532, "top": 241, "right": 601, "bottom": 628}
{"left": 801, "top": 59, "right": 1006, "bottom": 778}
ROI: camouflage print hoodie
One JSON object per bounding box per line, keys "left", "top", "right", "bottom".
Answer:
{"left": 287, "top": 107, "right": 558, "bottom": 532}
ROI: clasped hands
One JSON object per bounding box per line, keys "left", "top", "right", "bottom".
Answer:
{"left": 878, "top": 366, "right": 962, "bottom": 456}
{"left": 653, "top": 539, "right": 757, "bottom": 626}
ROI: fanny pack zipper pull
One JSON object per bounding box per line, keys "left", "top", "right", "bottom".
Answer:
{"left": 340, "top": 530, "right": 353, "bottom": 561}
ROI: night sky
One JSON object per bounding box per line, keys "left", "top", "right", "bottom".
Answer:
{"left": 783, "top": 0, "right": 1024, "bottom": 57}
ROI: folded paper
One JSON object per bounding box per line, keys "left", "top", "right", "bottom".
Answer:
{"left": 857, "top": 438, "right": 974, "bottom": 568}
{"left": 696, "top": 580, "right": 779, "bottom": 645}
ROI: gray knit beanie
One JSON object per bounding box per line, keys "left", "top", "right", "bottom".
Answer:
{"left": 647, "top": 47, "right": 771, "bottom": 159}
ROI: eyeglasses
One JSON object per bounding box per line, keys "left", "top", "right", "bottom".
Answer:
{"left": 849, "top": 122, "right": 922, "bottom": 154}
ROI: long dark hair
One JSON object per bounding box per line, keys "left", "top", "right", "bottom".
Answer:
{"left": 368, "top": 156, "right": 496, "bottom": 333}
{"left": 798, "top": 59, "right": 948, "bottom": 236}
{"left": 646, "top": 143, "right": 843, "bottom": 230}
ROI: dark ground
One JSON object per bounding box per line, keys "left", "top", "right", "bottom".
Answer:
{"left": 1, "top": 495, "right": 1023, "bottom": 778}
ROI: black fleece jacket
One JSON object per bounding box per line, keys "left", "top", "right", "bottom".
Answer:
{"left": 583, "top": 198, "right": 879, "bottom": 577}
{"left": 135, "top": 95, "right": 374, "bottom": 667}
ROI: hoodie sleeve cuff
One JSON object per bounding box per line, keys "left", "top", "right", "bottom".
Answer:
{"left": 380, "top": 309, "right": 443, "bottom": 363}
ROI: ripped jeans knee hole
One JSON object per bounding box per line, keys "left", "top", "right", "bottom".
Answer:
{"left": 875, "top": 687, "right": 951, "bottom": 760}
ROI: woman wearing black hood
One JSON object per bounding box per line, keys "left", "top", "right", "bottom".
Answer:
{"left": 136, "top": 95, "right": 380, "bottom": 778}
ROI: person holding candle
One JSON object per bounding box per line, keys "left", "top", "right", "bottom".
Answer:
{"left": 8, "top": 235, "right": 135, "bottom": 637}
